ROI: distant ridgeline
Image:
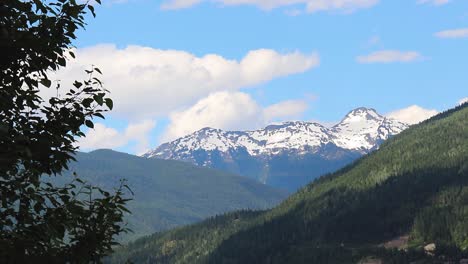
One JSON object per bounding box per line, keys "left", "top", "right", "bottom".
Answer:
{"left": 57, "top": 151, "right": 287, "bottom": 242}
{"left": 143, "top": 107, "right": 408, "bottom": 191}
{"left": 110, "top": 103, "right": 468, "bottom": 263}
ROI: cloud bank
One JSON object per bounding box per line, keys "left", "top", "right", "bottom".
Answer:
{"left": 386, "top": 105, "right": 438, "bottom": 125}
{"left": 52, "top": 45, "right": 319, "bottom": 120}
{"left": 161, "top": 0, "right": 379, "bottom": 13}
{"left": 52, "top": 45, "right": 319, "bottom": 151}
{"left": 162, "top": 91, "right": 309, "bottom": 141}
{"left": 435, "top": 28, "right": 468, "bottom": 39}
{"left": 357, "top": 50, "right": 423, "bottom": 64}
{"left": 418, "top": 0, "right": 450, "bottom": 6}
{"left": 78, "top": 120, "right": 156, "bottom": 154}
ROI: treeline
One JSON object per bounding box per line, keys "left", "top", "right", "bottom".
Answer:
{"left": 110, "top": 104, "right": 468, "bottom": 263}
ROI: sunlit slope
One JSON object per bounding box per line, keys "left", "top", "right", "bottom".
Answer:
{"left": 111, "top": 103, "right": 468, "bottom": 263}
{"left": 62, "top": 150, "right": 287, "bottom": 242}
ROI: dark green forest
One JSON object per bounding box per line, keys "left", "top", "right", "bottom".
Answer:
{"left": 109, "top": 103, "right": 468, "bottom": 263}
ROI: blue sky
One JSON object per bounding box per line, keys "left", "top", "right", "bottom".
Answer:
{"left": 61, "top": 0, "right": 468, "bottom": 154}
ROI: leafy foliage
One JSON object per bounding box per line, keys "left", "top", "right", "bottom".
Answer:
{"left": 110, "top": 103, "right": 468, "bottom": 263}
{"left": 0, "top": 0, "right": 131, "bottom": 262}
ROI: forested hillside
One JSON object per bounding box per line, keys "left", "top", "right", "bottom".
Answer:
{"left": 110, "top": 103, "right": 468, "bottom": 263}
{"left": 58, "top": 150, "right": 287, "bottom": 242}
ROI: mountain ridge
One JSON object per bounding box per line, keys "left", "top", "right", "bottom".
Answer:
{"left": 143, "top": 107, "right": 408, "bottom": 190}
{"left": 144, "top": 107, "right": 407, "bottom": 158}
{"left": 59, "top": 149, "right": 287, "bottom": 242}
{"left": 110, "top": 103, "right": 468, "bottom": 264}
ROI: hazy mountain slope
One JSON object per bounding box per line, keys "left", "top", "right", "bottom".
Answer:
{"left": 143, "top": 108, "right": 407, "bottom": 191}
{"left": 61, "top": 150, "right": 287, "bottom": 242}
{"left": 111, "top": 103, "right": 468, "bottom": 263}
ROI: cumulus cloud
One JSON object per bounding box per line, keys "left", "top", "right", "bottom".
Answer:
{"left": 50, "top": 45, "right": 319, "bottom": 121}
{"left": 162, "top": 91, "right": 308, "bottom": 141}
{"left": 78, "top": 124, "right": 127, "bottom": 150}
{"left": 161, "top": 0, "right": 379, "bottom": 13}
{"left": 386, "top": 105, "right": 438, "bottom": 125}
{"left": 78, "top": 120, "right": 156, "bottom": 153}
{"left": 264, "top": 100, "right": 308, "bottom": 121}
{"left": 124, "top": 120, "right": 158, "bottom": 153}
{"left": 434, "top": 28, "right": 468, "bottom": 39}
{"left": 418, "top": 0, "right": 450, "bottom": 6}
{"left": 357, "top": 50, "right": 423, "bottom": 64}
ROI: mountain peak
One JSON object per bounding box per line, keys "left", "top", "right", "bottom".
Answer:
{"left": 198, "top": 127, "right": 221, "bottom": 132}
{"left": 144, "top": 107, "right": 409, "bottom": 161}
{"left": 264, "top": 121, "right": 324, "bottom": 131}
{"left": 331, "top": 107, "right": 407, "bottom": 150}
{"left": 341, "top": 107, "right": 382, "bottom": 123}
{"left": 142, "top": 107, "right": 409, "bottom": 189}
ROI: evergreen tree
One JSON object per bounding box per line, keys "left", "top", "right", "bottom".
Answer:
{"left": 0, "top": 0, "right": 131, "bottom": 262}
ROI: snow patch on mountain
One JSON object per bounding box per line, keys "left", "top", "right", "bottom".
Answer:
{"left": 143, "top": 107, "right": 408, "bottom": 160}
{"left": 331, "top": 107, "right": 407, "bottom": 150}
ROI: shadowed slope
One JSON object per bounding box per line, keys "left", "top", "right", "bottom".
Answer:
{"left": 111, "top": 103, "right": 468, "bottom": 263}
{"left": 61, "top": 150, "right": 287, "bottom": 242}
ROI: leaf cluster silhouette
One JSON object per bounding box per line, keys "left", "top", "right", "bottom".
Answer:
{"left": 1, "top": 1, "right": 131, "bottom": 262}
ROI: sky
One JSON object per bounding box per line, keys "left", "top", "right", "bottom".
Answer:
{"left": 53, "top": 0, "right": 468, "bottom": 154}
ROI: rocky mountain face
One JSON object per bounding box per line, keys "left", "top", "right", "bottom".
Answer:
{"left": 143, "top": 108, "right": 408, "bottom": 191}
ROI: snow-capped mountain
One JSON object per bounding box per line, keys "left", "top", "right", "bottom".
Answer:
{"left": 145, "top": 107, "right": 407, "bottom": 159}
{"left": 330, "top": 107, "right": 407, "bottom": 151}
{"left": 143, "top": 108, "right": 408, "bottom": 191}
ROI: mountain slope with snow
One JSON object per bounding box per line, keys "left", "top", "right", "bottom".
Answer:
{"left": 143, "top": 108, "right": 408, "bottom": 191}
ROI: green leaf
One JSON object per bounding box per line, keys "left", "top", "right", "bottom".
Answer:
{"left": 88, "top": 5, "right": 96, "bottom": 17}
{"left": 85, "top": 120, "right": 94, "bottom": 128}
{"left": 73, "top": 81, "right": 83, "bottom": 88}
{"left": 40, "top": 78, "right": 52, "bottom": 88}
{"left": 93, "top": 94, "right": 104, "bottom": 105}
{"left": 82, "top": 98, "right": 93, "bottom": 107}
{"left": 94, "top": 112, "right": 105, "bottom": 119}
{"left": 105, "top": 98, "right": 113, "bottom": 110}
{"left": 58, "top": 57, "right": 66, "bottom": 67}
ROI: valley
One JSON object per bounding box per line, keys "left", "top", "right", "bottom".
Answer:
{"left": 110, "top": 103, "right": 468, "bottom": 263}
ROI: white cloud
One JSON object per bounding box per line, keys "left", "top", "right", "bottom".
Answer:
{"left": 305, "top": 0, "right": 378, "bottom": 13}
{"left": 284, "top": 8, "right": 303, "bottom": 16}
{"left": 418, "top": 0, "right": 450, "bottom": 6}
{"left": 163, "top": 92, "right": 261, "bottom": 141}
{"left": 78, "top": 123, "right": 127, "bottom": 150}
{"left": 51, "top": 45, "right": 319, "bottom": 121}
{"left": 459, "top": 97, "right": 468, "bottom": 105}
{"left": 434, "top": 28, "right": 468, "bottom": 39}
{"left": 357, "top": 50, "right": 423, "bottom": 64}
{"left": 161, "top": 0, "right": 379, "bottom": 13}
{"left": 264, "top": 100, "right": 308, "bottom": 121}
{"left": 162, "top": 91, "right": 308, "bottom": 141}
{"left": 78, "top": 120, "right": 156, "bottom": 153}
{"left": 161, "top": 0, "right": 202, "bottom": 9}
{"left": 386, "top": 105, "right": 438, "bottom": 125}
{"left": 124, "top": 120, "right": 158, "bottom": 154}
